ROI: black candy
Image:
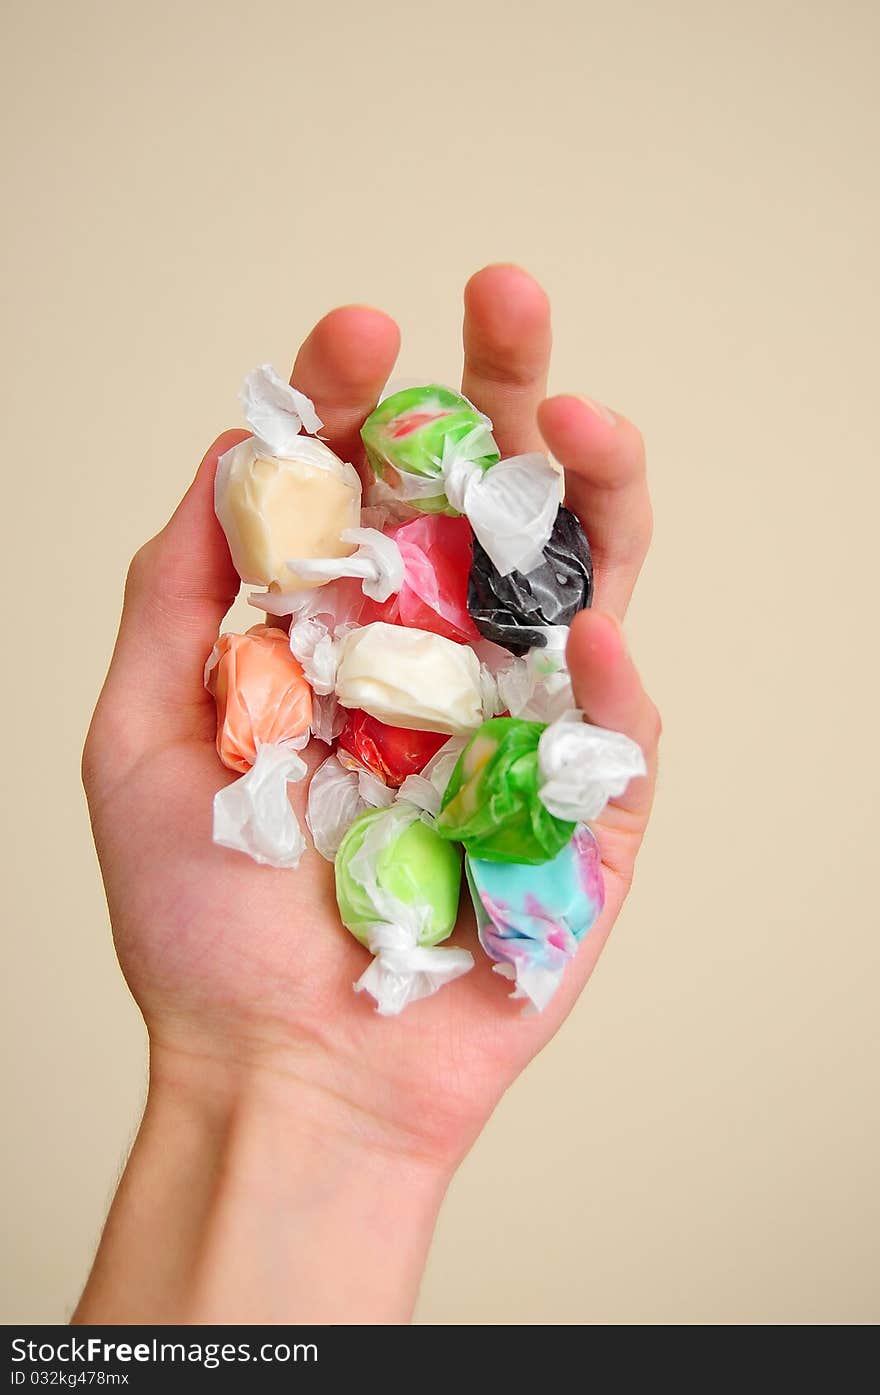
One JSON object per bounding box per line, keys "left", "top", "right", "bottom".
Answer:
{"left": 467, "top": 505, "right": 593, "bottom": 655}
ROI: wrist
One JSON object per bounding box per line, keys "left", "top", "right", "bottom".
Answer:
{"left": 153, "top": 1040, "right": 451, "bottom": 1324}
{"left": 77, "top": 1033, "right": 453, "bottom": 1324}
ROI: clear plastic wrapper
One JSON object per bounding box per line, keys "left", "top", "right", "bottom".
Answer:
{"left": 204, "top": 625, "right": 312, "bottom": 867}
{"left": 361, "top": 385, "right": 561, "bottom": 577}
{"left": 436, "top": 710, "right": 647, "bottom": 863}
{"left": 334, "top": 804, "right": 472, "bottom": 1014}
{"left": 215, "top": 365, "right": 361, "bottom": 590}
{"left": 467, "top": 826, "right": 605, "bottom": 1013}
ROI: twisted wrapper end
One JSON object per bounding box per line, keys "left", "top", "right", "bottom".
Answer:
{"left": 355, "top": 923, "right": 474, "bottom": 1016}
{"left": 213, "top": 740, "right": 309, "bottom": 869}
{"left": 537, "top": 710, "right": 647, "bottom": 822}
{"left": 284, "top": 528, "right": 405, "bottom": 603}
{"left": 240, "top": 364, "right": 323, "bottom": 453}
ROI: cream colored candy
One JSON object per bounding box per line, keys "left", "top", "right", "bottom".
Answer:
{"left": 335, "top": 622, "right": 484, "bottom": 736}
{"left": 215, "top": 435, "right": 361, "bottom": 591}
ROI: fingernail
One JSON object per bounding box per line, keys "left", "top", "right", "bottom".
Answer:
{"left": 580, "top": 396, "right": 616, "bottom": 427}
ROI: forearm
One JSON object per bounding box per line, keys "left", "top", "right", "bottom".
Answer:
{"left": 73, "top": 1046, "right": 450, "bottom": 1325}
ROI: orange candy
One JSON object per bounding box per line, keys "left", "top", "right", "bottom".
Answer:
{"left": 206, "top": 625, "right": 312, "bottom": 774}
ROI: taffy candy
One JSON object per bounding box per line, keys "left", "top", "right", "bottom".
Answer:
{"left": 287, "top": 514, "right": 480, "bottom": 645}
{"left": 467, "top": 826, "right": 605, "bottom": 1013}
{"left": 337, "top": 710, "right": 448, "bottom": 786}
{"left": 361, "top": 385, "right": 562, "bottom": 577}
{"left": 300, "top": 620, "right": 493, "bottom": 736}
{"left": 361, "top": 385, "right": 499, "bottom": 513}
{"left": 436, "top": 711, "right": 647, "bottom": 863}
{"left": 205, "top": 625, "right": 312, "bottom": 868}
{"left": 363, "top": 514, "right": 479, "bottom": 642}
{"left": 335, "top": 803, "right": 472, "bottom": 1014}
{"left": 215, "top": 365, "right": 361, "bottom": 591}
{"left": 468, "top": 505, "right": 593, "bottom": 655}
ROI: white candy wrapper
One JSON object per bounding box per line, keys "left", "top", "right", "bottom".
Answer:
{"left": 309, "top": 693, "right": 346, "bottom": 745}
{"left": 397, "top": 737, "right": 467, "bottom": 816}
{"left": 341, "top": 804, "right": 473, "bottom": 1016}
{"left": 393, "top": 431, "right": 560, "bottom": 577}
{"left": 306, "top": 754, "right": 394, "bottom": 861}
{"left": 285, "top": 528, "right": 405, "bottom": 603}
{"left": 496, "top": 627, "right": 576, "bottom": 723}
{"left": 213, "top": 739, "right": 309, "bottom": 868}
{"left": 537, "top": 710, "right": 647, "bottom": 822}
{"left": 216, "top": 366, "right": 361, "bottom": 591}
{"left": 239, "top": 364, "right": 324, "bottom": 447}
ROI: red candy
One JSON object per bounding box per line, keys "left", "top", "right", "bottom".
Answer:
{"left": 361, "top": 514, "right": 480, "bottom": 645}
{"left": 337, "top": 710, "right": 448, "bottom": 787}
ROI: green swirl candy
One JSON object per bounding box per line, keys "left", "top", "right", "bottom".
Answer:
{"left": 435, "top": 718, "right": 576, "bottom": 865}
{"left": 360, "top": 385, "right": 500, "bottom": 514}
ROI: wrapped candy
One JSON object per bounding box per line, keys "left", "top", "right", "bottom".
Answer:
{"left": 362, "top": 384, "right": 499, "bottom": 512}
{"left": 468, "top": 505, "right": 593, "bottom": 655}
{"left": 298, "top": 620, "right": 496, "bottom": 736}
{"left": 215, "top": 365, "right": 361, "bottom": 591}
{"left": 363, "top": 515, "right": 478, "bottom": 642}
{"left": 205, "top": 625, "right": 313, "bottom": 868}
{"left": 361, "top": 385, "right": 562, "bottom": 577}
{"left": 286, "top": 514, "right": 480, "bottom": 645}
{"left": 337, "top": 710, "right": 448, "bottom": 786}
{"left": 335, "top": 803, "right": 472, "bottom": 1014}
{"left": 467, "top": 826, "right": 605, "bottom": 1013}
{"left": 436, "top": 711, "right": 647, "bottom": 863}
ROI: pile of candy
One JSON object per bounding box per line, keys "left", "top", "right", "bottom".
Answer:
{"left": 207, "top": 367, "right": 646, "bottom": 1015}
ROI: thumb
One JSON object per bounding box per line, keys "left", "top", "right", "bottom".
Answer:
{"left": 565, "top": 609, "right": 661, "bottom": 879}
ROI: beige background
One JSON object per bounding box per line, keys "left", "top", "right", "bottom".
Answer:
{"left": 2, "top": 0, "right": 878, "bottom": 1325}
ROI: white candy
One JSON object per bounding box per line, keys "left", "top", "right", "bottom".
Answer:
{"left": 215, "top": 366, "right": 361, "bottom": 591}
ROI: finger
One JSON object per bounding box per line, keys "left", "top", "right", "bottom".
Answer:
{"left": 461, "top": 264, "right": 551, "bottom": 456}
{"left": 538, "top": 395, "right": 652, "bottom": 619}
{"left": 104, "top": 429, "right": 247, "bottom": 726}
{"left": 290, "top": 305, "right": 401, "bottom": 467}
{"left": 563, "top": 605, "right": 661, "bottom": 831}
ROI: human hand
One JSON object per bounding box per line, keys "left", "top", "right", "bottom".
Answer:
{"left": 78, "top": 265, "right": 659, "bottom": 1322}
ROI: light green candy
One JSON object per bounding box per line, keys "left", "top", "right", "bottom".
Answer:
{"left": 335, "top": 805, "right": 462, "bottom": 948}
{"left": 360, "top": 385, "right": 500, "bottom": 514}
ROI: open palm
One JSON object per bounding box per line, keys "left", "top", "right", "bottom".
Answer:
{"left": 83, "top": 265, "right": 660, "bottom": 1171}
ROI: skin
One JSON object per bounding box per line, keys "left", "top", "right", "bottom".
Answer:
{"left": 75, "top": 265, "right": 660, "bottom": 1325}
